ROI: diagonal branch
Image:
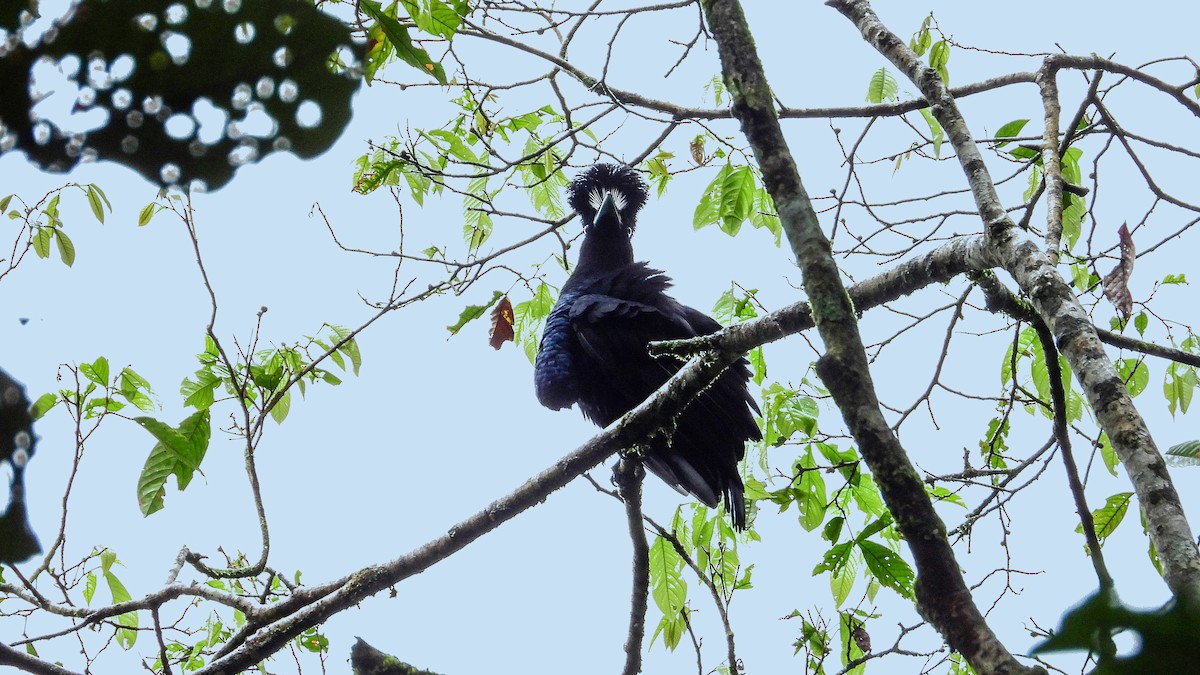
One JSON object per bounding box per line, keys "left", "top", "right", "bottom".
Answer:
{"left": 193, "top": 343, "right": 750, "bottom": 674}
{"left": 701, "top": 1, "right": 1039, "bottom": 673}
{"left": 829, "top": 0, "right": 1200, "bottom": 606}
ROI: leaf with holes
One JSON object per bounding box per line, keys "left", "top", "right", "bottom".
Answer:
{"left": 10, "top": 0, "right": 364, "bottom": 191}
{"left": 858, "top": 540, "right": 914, "bottom": 598}
{"left": 135, "top": 411, "right": 211, "bottom": 516}
{"left": 489, "top": 296, "right": 515, "bottom": 350}
{"left": 1167, "top": 440, "right": 1200, "bottom": 467}
{"left": 1077, "top": 492, "right": 1133, "bottom": 550}
{"left": 361, "top": 0, "right": 448, "bottom": 84}
{"left": 1116, "top": 358, "right": 1149, "bottom": 398}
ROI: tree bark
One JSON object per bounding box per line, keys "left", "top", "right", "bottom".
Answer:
{"left": 699, "top": 1, "right": 1042, "bottom": 673}
{"left": 828, "top": 0, "right": 1200, "bottom": 606}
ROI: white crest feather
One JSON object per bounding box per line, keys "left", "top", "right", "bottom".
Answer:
{"left": 587, "top": 188, "right": 627, "bottom": 212}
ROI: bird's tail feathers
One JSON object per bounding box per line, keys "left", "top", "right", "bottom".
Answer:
{"left": 643, "top": 453, "right": 747, "bottom": 529}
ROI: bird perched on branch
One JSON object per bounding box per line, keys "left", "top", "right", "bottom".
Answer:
{"left": 534, "top": 163, "right": 761, "bottom": 528}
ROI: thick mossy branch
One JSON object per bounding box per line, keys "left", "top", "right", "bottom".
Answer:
{"left": 701, "top": 1, "right": 1039, "bottom": 673}
{"left": 829, "top": 0, "right": 1200, "bottom": 608}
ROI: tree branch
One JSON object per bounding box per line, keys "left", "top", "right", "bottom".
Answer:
{"left": 703, "top": 1, "right": 1039, "bottom": 673}
{"left": 0, "top": 642, "right": 79, "bottom": 675}
{"left": 829, "top": 0, "right": 1200, "bottom": 608}
{"left": 615, "top": 458, "right": 649, "bottom": 675}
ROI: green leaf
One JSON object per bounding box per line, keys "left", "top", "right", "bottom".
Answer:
{"left": 919, "top": 108, "right": 943, "bottom": 157}
{"left": 399, "top": 0, "right": 465, "bottom": 39}
{"left": 118, "top": 368, "right": 154, "bottom": 411}
{"left": 794, "top": 469, "right": 828, "bottom": 532}
{"left": 32, "top": 227, "right": 51, "bottom": 258}
{"left": 1164, "top": 363, "right": 1197, "bottom": 417}
{"left": 650, "top": 611, "right": 686, "bottom": 652}
{"left": 81, "top": 357, "right": 110, "bottom": 386}
{"left": 813, "top": 541, "right": 854, "bottom": 576}
{"left": 86, "top": 185, "right": 105, "bottom": 223}
{"left": 423, "top": 129, "right": 479, "bottom": 163}
{"left": 83, "top": 571, "right": 97, "bottom": 605}
{"left": 704, "top": 73, "right": 725, "bottom": 106}
{"left": 44, "top": 194, "right": 60, "bottom": 220}
{"left": 928, "top": 484, "right": 967, "bottom": 508}
{"left": 135, "top": 416, "right": 192, "bottom": 457}
{"left": 718, "top": 165, "right": 756, "bottom": 236}
{"left": 270, "top": 390, "right": 291, "bottom": 424}
{"left": 1033, "top": 589, "right": 1200, "bottom": 672}
{"left": 447, "top": 291, "right": 503, "bottom": 336}
{"left": 137, "top": 203, "right": 156, "bottom": 226}
{"left": 648, "top": 536, "right": 686, "bottom": 613}
{"left": 858, "top": 540, "right": 914, "bottom": 598}
{"left": 181, "top": 369, "right": 220, "bottom": 411}
{"left": 823, "top": 515, "right": 845, "bottom": 543}
{"left": 1099, "top": 431, "right": 1119, "bottom": 476}
{"left": 30, "top": 393, "right": 58, "bottom": 421}
{"left": 1167, "top": 440, "right": 1200, "bottom": 462}
{"left": 513, "top": 283, "right": 556, "bottom": 363}
{"left": 1061, "top": 191, "right": 1085, "bottom": 252}
{"left": 865, "top": 67, "right": 898, "bottom": 103}
{"left": 693, "top": 163, "right": 727, "bottom": 230}
{"left": 928, "top": 40, "right": 949, "bottom": 70}
{"left": 100, "top": 553, "right": 138, "bottom": 649}
{"left": 137, "top": 441, "right": 174, "bottom": 516}
{"left": 743, "top": 477, "right": 770, "bottom": 502}
{"left": 1009, "top": 146, "right": 1038, "bottom": 160}
{"left": 1028, "top": 334, "right": 1072, "bottom": 417}
{"left": 135, "top": 411, "right": 211, "bottom": 515}
{"left": 52, "top": 229, "right": 75, "bottom": 267}
{"left": 748, "top": 346, "right": 766, "bottom": 385}
{"left": 829, "top": 556, "right": 856, "bottom": 607}
{"left": 360, "top": 0, "right": 448, "bottom": 84}
{"left": 298, "top": 628, "right": 330, "bottom": 653}
{"left": 1115, "top": 358, "right": 1149, "bottom": 398}
{"left": 648, "top": 536, "right": 687, "bottom": 651}
{"left": 1061, "top": 147, "right": 1083, "bottom": 185}
{"left": 838, "top": 612, "right": 868, "bottom": 668}
{"left": 909, "top": 18, "right": 931, "bottom": 56}
{"left": 0, "top": 195, "right": 10, "bottom": 213}
{"left": 338, "top": 338, "right": 363, "bottom": 376}
{"left": 857, "top": 512, "right": 893, "bottom": 541}
{"left": 993, "top": 119, "right": 1029, "bottom": 148}
{"left": 1077, "top": 492, "right": 1133, "bottom": 550}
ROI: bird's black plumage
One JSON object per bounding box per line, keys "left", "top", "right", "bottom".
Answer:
{"left": 534, "top": 163, "right": 761, "bottom": 528}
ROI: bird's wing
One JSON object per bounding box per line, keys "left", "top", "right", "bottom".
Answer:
{"left": 566, "top": 293, "right": 695, "bottom": 422}
{"left": 570, "top": 294, "right": 694, "bottom": 362}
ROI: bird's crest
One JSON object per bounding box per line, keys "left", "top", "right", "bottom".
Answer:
{"left": 568, "top": 163, "right": 648, "bottom": 230}
{"left": 587, "top": 187, "right": 627, "bottom": 213}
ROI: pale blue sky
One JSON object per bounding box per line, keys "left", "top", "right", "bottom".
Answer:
{"left": 4, "top": 1, "right": 1200, "bottom": 672}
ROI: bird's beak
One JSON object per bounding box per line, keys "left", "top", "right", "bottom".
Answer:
{"left": 594, "top": 192, "right": 621, "bottom": 229}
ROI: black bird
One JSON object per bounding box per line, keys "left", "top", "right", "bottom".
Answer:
{"left": 534, "top": 163, "right": 762, "bottom": 528}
